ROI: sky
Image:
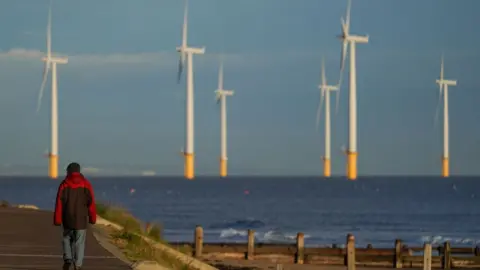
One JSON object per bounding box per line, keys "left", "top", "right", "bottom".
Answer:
{"left": 0, "top": 0, "right": 479, "bottom": 176}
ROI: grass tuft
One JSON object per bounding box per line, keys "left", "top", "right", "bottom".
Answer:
{"left": 96, "top": 202, "right": 192, "bottom": 270}
{"left": 0, "top": 200, "right": 10, "bottom": 208}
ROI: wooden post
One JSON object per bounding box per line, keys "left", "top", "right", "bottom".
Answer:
{"left": 194, "top": 225, "right": 203, "bottom": 258}
{"left": 295, "top": 232, "right": 304, "bottom": 264}
{"left": 247, "top": 229, "right": 255, "bottom": 260}
{"left": 395, "top": 239, "right": 403, "bottom": 268}
{"left": 424, "top": 243, "right": 432, "bottom": 270}
{"left": 346, "top": 234, "right": 356, "bottom": 270}
{"left": 442, "top": 241, "right": 451, "bottom": 269}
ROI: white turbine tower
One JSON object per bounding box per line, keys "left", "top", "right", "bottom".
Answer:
{"left": 36, "top": 1, "right": 68, "bottom": 180}
{"left": 176, "top": 0, "right": 205, "bottom": 180}
{"left": 215, "top": 61, "right": 234, "bottom": 178}
{"left": 337, "top": 0, "right": 368, "bottom": 181}
{"left": 435, "top": 54, "right": 457, "bottom": 178}
{"left": 316, "top": 57, "right": 339, "bottom": 178}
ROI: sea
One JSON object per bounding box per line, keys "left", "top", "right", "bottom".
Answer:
{"left": 1, "top": 176, "right": 479, "bottom": 248}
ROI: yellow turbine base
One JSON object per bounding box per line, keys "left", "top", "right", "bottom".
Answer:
{"left": 347, "top": 151, "right": 357, "bottom": 181}
{"left": 442, "top": 157, "right": 449, "bottom": 178}
{"left": 323, "top": 158, "right": 331, "bottom": 178}
{"left": 184, "top": 153, "right": 194, "bottom": 180}
{"left": 220, "top": 158, "right": 227, "bottom": 178}
{"left": 49, "top": 154, "right": 58, "bottom": 179}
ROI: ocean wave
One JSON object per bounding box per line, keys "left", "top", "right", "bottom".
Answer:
{"left": 209, "top": 218, "right": 266, "bottom": 230}
{"left": 421, "top": 235, "right": 480, "bottom": 245}
{"left": 219, "top": 228, "right": 310, "bottom": 243}
{"left": 220, "top": 228, "right": 249, "bottom": 238}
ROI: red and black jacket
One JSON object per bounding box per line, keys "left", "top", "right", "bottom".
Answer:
{"left": 53, "top": 172, "right": 97, "bottom": 229}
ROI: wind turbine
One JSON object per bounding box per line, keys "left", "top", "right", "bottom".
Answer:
{"left": 435, "top": 54, "right": 457, "bottom": 178}
{"left": 176, "top": 0, "right": 205, "bottom": 180}
{"left": 36, "top": 1, "right": 68, "bottom": 179}
{"left": 337, "top": 0, "right": 368, "bottom": 181}
{"left": 214, "top": 61, "right": 234, "bottom": 178}
{"left": 316, "top": 57, "right": 339, "bottom": 178}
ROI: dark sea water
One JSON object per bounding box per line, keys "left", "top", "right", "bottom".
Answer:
{"left": 1, "top": 176, "right": 479, "bottom": 248}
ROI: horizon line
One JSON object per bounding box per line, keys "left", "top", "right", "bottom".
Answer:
{"left": 0, "top": 174, "right": 478, "bottom": 178}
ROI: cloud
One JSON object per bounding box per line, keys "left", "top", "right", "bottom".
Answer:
{"left": 1, "top": 47, "right": 477, "bottom": 67}
{"left": 0, "top": 47, "right": 324, "bottom": 69}
{"left": 72, "top": 52, "right": 170, "bottom": 65}
{"left": 0, "top": 48, "right": 171, "bottom": 65}
{"left": 141, "top": 170, "right": 156, "bottom": 176}
{"left": 7, "top": 47, "right": 473, "bottom": 74}
{"left": 1, "top": 48, "right": 44, "bottom": 59}
{"left": 0, "top": 48, "right": 235, "bottom": 65}
{"left": 81, "top": 167, "right": 102, "bottom": 173}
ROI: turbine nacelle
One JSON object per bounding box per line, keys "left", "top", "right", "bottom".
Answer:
{"left": 176, "top": 46, "right": 206, "bottom": 55}
{"left": 42, "top": 56, "right": 68, "bottom": 64}
{"left": 339, "top": 33, "right": 369, "bottom": 44}
{"left": 319, "top": 85, "right": 339, "bottom": 92}
{"left": 176, "top": 46, "right": 205, "bottom": 83}
{"left": 344, "top": 34, "right": 369, "bottom": 44}
{"left": 436, "top": 79, "right": 457, "bottom": 87}
{"left": 215, "top": 89, "right": 234, "bottom": 103}
{"left": 217, "top": 89, "right": 234, "bottom": 96}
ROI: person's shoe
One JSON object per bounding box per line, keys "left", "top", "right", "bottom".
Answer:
{"left": 62, "top": 260, "right": 72, "bottom": 270}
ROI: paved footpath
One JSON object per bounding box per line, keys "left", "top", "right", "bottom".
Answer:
{"left": 0, "top": 207, "right": 132, "bottom": 270}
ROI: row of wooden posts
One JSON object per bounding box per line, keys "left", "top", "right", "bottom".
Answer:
{"left": 188, "top": 225, "right": 473, "bottom": 269}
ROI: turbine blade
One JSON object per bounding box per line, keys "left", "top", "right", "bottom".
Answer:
{"left": 337, "top": 38, "right": 347, "bottom": 115}
{"left": 434, "top": 84, "right": 443, "bottom": 128}
{"left": 321, "top": 57, "right": 326, "bottom": 86}
{"left": 345, "top": 0, "right": 351, "bottom": 32}
{"left": 440, "top": 53, "right": 444, "bottom": 81}
{"left": 434, "top": 53, "right": 445, "bottom": 127}
{"left": 36, "top": 62, "right": 50, "bottom": 113}
{"left": 177, "top": 0, "right": 188, "bottom": 84}
{"left": 218, "top": 60, "right": 224, "bottom": 90}
{"left": 335, "top": 81, "right": 341, "bottom": 115}
{"left": 176, "top": 58, "right": 183, "bottom": 84}
{"left": 47, "top": 0, "right": 52, "bottom": 59}
{"left": 316, "top": 89, "right": 325, "bottom": 132}
{"left": 215, "top": 91, "right": 222, "bottom": 104}
{"left": 182, "top": 0, "right": 188, "bottom": 48}
{"left": 340, "top": 40, "right": 348, "bottom": 72}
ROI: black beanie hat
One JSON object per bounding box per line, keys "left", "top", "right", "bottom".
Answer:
{"left": 66, "top": 162, "right": 81, "bottom": 174}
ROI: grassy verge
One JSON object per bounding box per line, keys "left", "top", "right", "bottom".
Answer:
{"left": 0, "top": 200, "right": 10, "bottom": 207}
{"left": 96, "top": 202, "right": 192, "bottom": 270}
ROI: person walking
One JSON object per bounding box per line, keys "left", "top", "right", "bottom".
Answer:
{"left": 53, "top": 162, "right": 97, "bottom": 270}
